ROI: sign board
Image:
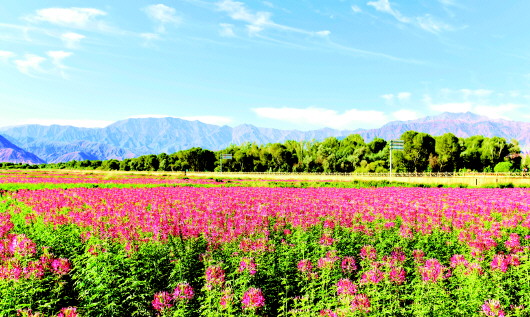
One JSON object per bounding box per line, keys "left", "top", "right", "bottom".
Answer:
{"left": 390, "top": 140, "right": 404, "bottom": 150}
{"left": 220, "top": 154, "right": 233, "bottom": 159}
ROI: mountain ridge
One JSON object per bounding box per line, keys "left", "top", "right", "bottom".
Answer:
{"left": 0, "top": 112, "right": 528, "bottom": 164}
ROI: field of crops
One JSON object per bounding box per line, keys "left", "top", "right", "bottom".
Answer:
{"left": 1, "top": 170, "right": 530, "bottom": 316}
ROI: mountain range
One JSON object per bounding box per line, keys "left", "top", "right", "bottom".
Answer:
{"left": 0, "top": 112, "right": 528, "bottom": 164}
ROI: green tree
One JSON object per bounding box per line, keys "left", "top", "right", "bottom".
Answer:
{"left": 401, "top": 131, "right": 435, "bottom": 172}
{"left": 435, "top": 133, "right": 461, "bottom": 172}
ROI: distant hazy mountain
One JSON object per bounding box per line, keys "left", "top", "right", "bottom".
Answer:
{"left": 0, "top": 112, "right": 528, "bottom": 164}
{"left": 0, "top": 135, "right": 45, "bottom": 164}
{"left": 358, "top": 112, "right": 530, "bottom": 148}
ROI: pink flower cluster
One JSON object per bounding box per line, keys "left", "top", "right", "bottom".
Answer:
{"left": 241, "top": 287, "right": 265, "bottom": 310}
{"left": 0, "top": 233, "right": 71, "bottom": 280}
{"left": 482, "top": 299, "right": 505, "bottom": 317}
{"left": 238, "top": 257, "right": 257, "bottom": 275}
{"left": 205, "top": 265, "right": 225, "bottom": 289}
{"left": 419, "top": 258, "right": 450, "bottom": 282}
{"left": 152, "top": 283, "right": 195, "bottom": 311}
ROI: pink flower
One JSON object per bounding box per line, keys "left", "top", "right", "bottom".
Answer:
{"left": 412, "top": 249, "right": 425, "bottom": 264}
{"left": 482, "top": 299, "right": 505, "bottom": 317}
{"left": 360, "top": 245, "right": 377, "bottom": 261}
{"left": 351, "top": 294, "right": 371, "bottom": 313}
{"left": 360, "top": 268, "right": 384, "bottom": 284}
{"left": 297, "top": 259, "right": 313, "bottom": 273}
{"left": 9, "top": 234, "right": 36, "bottom": 257}
{"left": 239, "top": 257, "right": 257, "bottom": 275}
{"left": 419, "top": 258, "right": 449, "bottom": 282}
{"left": 388, "top": 266, "right": 406, "bottom": 285}
{"left": 450, "top": 254, "right": 469, "bottom": 268}
{"left": 491, "top": 254, "right": 509, "bottom": 273}
{"left": 57, "top": 307, "right": 78, "bottom": 317}
{"left": 51, "top": 258, "right": 71, "bottom": 276}
{"left": 173, "top": 282, "right": 194, "bottom": 301}
{"left": 504, "top": 233, "right": 522, "bottom": 253}
{"left": 341, "top": 256, "right": 357, "bottom": 274}
{"left": 320, "top": 309, "right": 339, "bottom": 317}
{"left": 152, "top": 292, "right": 172, "bottom": 311}
{"left": 205, "top": 265, "right": 225, "bottom": 289}
{"left": 336, "top": 278, "right": 357, "bottom": 297}
{"left": 241, "top": 287, "right": 265, "bottom": 310}
{"left": 319, "top": 233, "right": 334, "bottom": 246}
{"left": 390, "top": 249, "right": 406, "bottom": 263}
{"left": 318, "top": 257, "right": 337, "bottom": 270}
{"left": 219, "top": 288, "right": 234, "bottom": 308}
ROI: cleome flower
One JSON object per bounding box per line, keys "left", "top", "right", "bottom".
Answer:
{"left": 241, "top": 287, "right": 265, "bottom": 310}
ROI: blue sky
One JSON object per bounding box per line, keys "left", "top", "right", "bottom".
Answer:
{"left": 1, "top": 0, "right": 530, "bottom": 130}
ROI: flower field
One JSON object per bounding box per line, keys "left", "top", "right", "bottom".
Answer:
{"left": 1, "top": 171, "right": 530, "bottom": 316}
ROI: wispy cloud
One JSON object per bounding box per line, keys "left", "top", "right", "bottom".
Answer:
{"left": 367, "top": 0, "right": 410, "bottom": 23}
{"left": 14, "top": 54, "right": 47, "bottom": 76}
{"left": 367, "top": 0, "right": 455, "bottom": 34}
{"left": 416, "top": 14, "right": 454, "bottom": 33}
{"left": 216, "top": 0, "right": 328, "bottom": 37}
{"left": 26, "top": 7, "right": 111, "bottom": 32}
{"left": 61, "top": 32, "right": 85, "bottom": 49}
{"left": 47, "top": 50, "right": 73, "bottom": 78}
{"left": 381, "top": 91, "right": 412, "bottom": 105}
{"left": 0, "top": 50, "right": 16, "bottom": 60}
{"left": 253, "top": 106, "right": 389, "bottom": 129}
{"left": 425, "top": 88, "right": 524, "bottom": 120}
{"left": 219, "top": 23, "right": 236, "bottom": 37}
{"left": 143, "top": 4, "right": 182, "bottom": 33}
{"left": 351, "top": 5, "right": 362, "bottom": 13}
{"left": 10, "top": 51, "right": 73, "bottom": 78}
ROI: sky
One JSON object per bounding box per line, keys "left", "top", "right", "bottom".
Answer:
{"left": 1, "top": 0, "right": 530, "bottom": 131}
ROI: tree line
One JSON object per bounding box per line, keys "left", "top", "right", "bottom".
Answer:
{"left": 2, "top": 131, "right": 528, "bottom": 173}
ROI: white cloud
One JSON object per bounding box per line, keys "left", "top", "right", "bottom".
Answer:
{"left": 416, "top": 14, "right": 453, "bottom": 33}
{"left": 28, "top": 7, "right": 108, "bottom": 30}
{"left": 216, "top": 0, "right": 326, "bottom": 37}
{"left": 397, "top": 92, "right": 411, "bottom": 101}
{"left": 351, "top": 5, "right": 362, "bottom": 13}
{"left": 217, "top": 0, "right": 272, "bottom": 30}
{"left": 382, "top": 94, "right": 394, "bottom": 102}
{"left": 473, "top": 104, "right": 522, "bottom": 120}
{"left": 425, "top": 88, "right": 527, "bottom": 121}
{"left": 367, "top": 0, "right": 455, "bottom": 34}
{"left": 0, "top": 50, "right": 16, "bottom": 60}
{"left": 143, "top": 4, "right": 181, "bottom": 33}
{"left": 219, "top": 23, "right": 236, "bottom": 37}
{"left": 382, "top": 92, "right": 411, "bottom": 103}
{"left": 61, "top": 32, "right": 85, "bottom": 49}
{"left": 367, "top": 0, "right": 410, "bottom": 23}
{"left": 20, "top": 118, "right": 113, "bottom": 128}
{"left": 392, "top": 109, "right": 419, "bottom": 121}
{"left": 316, "top": 30, "right": 331, "bottom": 37}
{"left": 14, "top": 54, "right": 46, "bottom": 75}
{"left": 47, "top": 50, "right": 72, "bottom": 65}
{"left": 460, "top": 88, "right": 492, "bottom": 98}
{"left": 47, "top": 51, "right": 73, "bottom": 78}
{"left": 252, "top": 106, "right": 388, "bottom": 129}
{"left": 140, "top": 32, "right": 161, "bottom": 46}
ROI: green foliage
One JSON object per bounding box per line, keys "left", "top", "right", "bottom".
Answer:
{"left": 494, "top": 162, "right": 513, "bottom": 173}
{"left": 2, "top": 132, "right": 523, "bottom": 173}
